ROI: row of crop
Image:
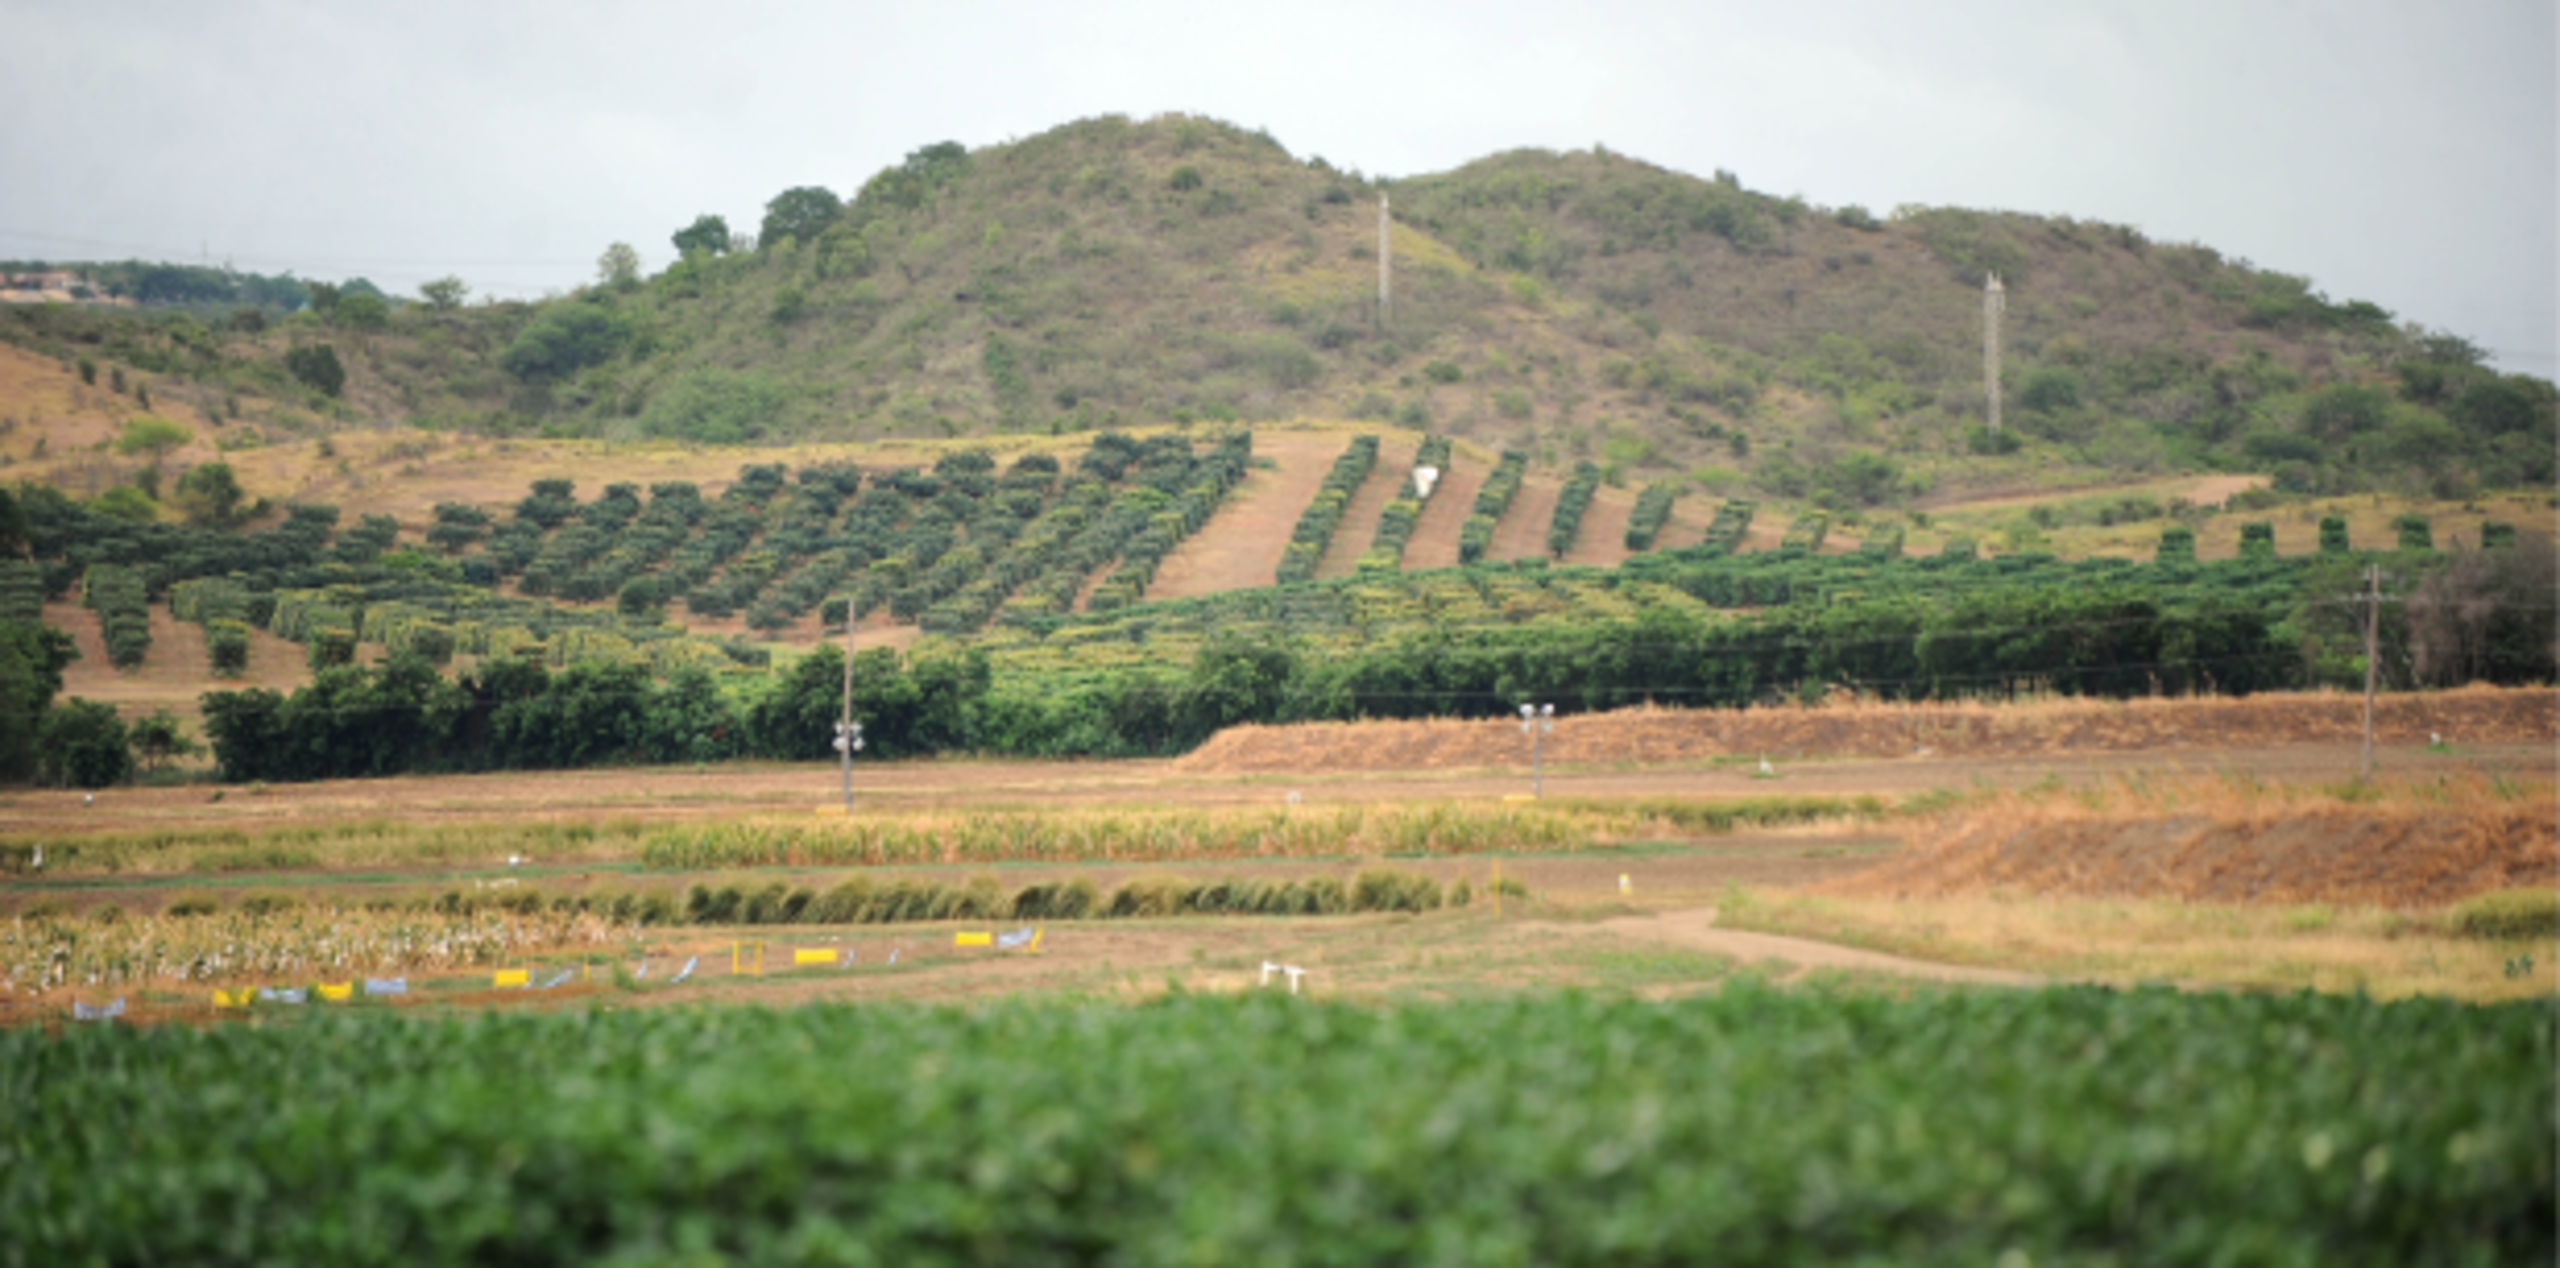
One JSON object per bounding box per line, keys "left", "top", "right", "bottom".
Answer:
{"left": 6, "top": 986, "right": 2543, "bottom": 1262}
{"left": 0, "top": 559, "right": 42, "bottom": 625}
{"left": 80, "top": 564, "right": 151, "bottom": 669}
{"left": 918, "top": 489, "right": 1103, "bottom": 634}
{"left": 641, "top": 803, "right": 1625, "bottom": 870}
{"left": 1457, "top": 449, "right": 1529, "bottom": 564}
{"left": 1356, "top": 434, "right": 1452, "bottom": 574}
{"left": 1780, "top": 509, "right": 1829, "bottom": 553}
{"left": 1698, "top": 498, "right": 1754, "bottom": 552}
{"left": 1, "top": 906, "right": 624, "bottom": 995}
{"left": 1623, "top": 481, "right": 1679, "bottom": 551}
{"left": 1545, "top": 461, "right": 1604, "bottom": 557}
{"left": 1859, "top": 521, "right": 1906, "bottom": 560}
{"left": 1087, "top": 431, "right": 1254, "bottom": 612}
{"left": 1278, "top": 434, "right": 1379, "bottom": 584}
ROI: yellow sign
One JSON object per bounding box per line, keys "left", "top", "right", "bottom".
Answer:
{"left": 954, "top": 931, "right": 992, "bottom": 948}
{"left": 212, "top": 988, "right": 252, "bottom": 1008}
{"left": 1502, "top": 793, "right": 1538, "bottom": 804}
{"left": 794, "top": 948, "right": 838, "bottom": 966}
{"left": 317, "top": 982, "right": 353, "bottom": 1002}
{"left": 493, "top": 969, "right": 530, "bottom": 988}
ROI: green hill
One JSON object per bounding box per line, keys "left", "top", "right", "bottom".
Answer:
{"left": 3, "top": 112, "right": 2552, "bottom": 512}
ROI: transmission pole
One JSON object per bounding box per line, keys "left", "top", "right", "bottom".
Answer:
{"left": 2361, "top": 563, "right": 2379, "bottom": 783}
{"left": 1983, "top": 272, "right": 2005, "bottom": 434}
{"left": 839, "top": 606, "right": 856, "bottom": 814}
{"left": 1377, "top": 194, "right": 1391, "bottom": 327}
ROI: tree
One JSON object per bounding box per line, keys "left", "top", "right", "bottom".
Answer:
{"left": 129, "top": 708, "right": 200, "bottom": 773}
{"left": 759, "top": 186, "right": 842, "bottom": 249}
{"left": 305, "top": 281, "right": 340, "bottom": 319}
{"left": 0, "top": 619, "right": 77, "bottom": 783}
{"left": 419, "top": 276, "right": 468, "bottom": 310}
{"left": 598, "top": 242, "right": 641, "bottom": 291}
{"left": 284, "top": 344, "right": 346, "bottom": 397}
{"left": 0, "top": 487, "right": 26, "bottom": 559}
{"left": 500, "top": 303, "right": 633, "bottom": 380}
{"left": 92, "top": 486, "right": 157, "bottom": 524}
{"left": 173, "top": 461, "right": 251, "bottom": 526}
{"left": 115, "top": 415, "right": 191, "bottom": 465}
{"left": 672, "top": 214, "right": 732, "bottom": 257}
{"left": 336, "top": 292, "right": 390, "bottom": 331}
{"left": 37, "top": 698, "right": 130, "bottom": 788}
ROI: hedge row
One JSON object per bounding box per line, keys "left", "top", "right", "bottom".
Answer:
{"left": 1457, "top": 449, "right": 1529, "bottom": 565}
{"left": 1623, "top": 481, "right": 1679, "bottom": 551}
{"left": 1278, "top": 435, "right": 1379, "bottom": 585}
{"left": 81, "top": 564, "right": 150, "bottom": 670}
{"left": 1545, "top": 461, "right": 1604, "bottom": 557}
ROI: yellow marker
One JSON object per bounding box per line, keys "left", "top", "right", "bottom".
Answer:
{"left": 212, "top": 988, "right": 251, "bottom": 1008}
{"left": 794, "top": 948, "right": 837, "bottom": 966}
{"left": 493, "top": 969, "right": 530, "bottom": 988}
{"left": 1619, "top": 873, "right": 1631, "bottom": 896}
{"left": 1027, "top": 928, "right": 1044, "bottom": 955}
{"left": 1501, "top": 793, "right": 1537, "bottom": 804}
{"left": 954, "top": 931, "right": 992, "bottom": 948}
{"left": 316, "top": 983, "right": 353, "bottom": 1003}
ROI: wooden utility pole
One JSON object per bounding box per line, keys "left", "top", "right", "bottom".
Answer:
{"left": 2361, "top": 563, "right": 2379, "bottom": 782}
{"left": 1984, "top": 273, "right": 2005, "bottom": 434}
{"left": 1377, "top": 194, "right": 1391, "bottom": 327}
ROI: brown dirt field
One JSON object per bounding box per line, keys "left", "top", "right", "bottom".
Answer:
{"left": 1824, "top": 799, "right": 2558, "bottom": 908}
{"left": 1487, "top": 475, "right": 1560, "bottom": 563}
{"left": 48, "top": 600, "right": 313, "bottom": 724}
{"left": 1314, "top": 436, "right": 1419, "bottom": 579}
{"left": 0, "top": 344, "right": 227, "bottom": 475}
{"left": 1179, "top": 685, "right": 2560, "bottom": 774}
{"left": 1561, "top": 486, "right": 1640, "bottom": 568}
{"left": 1150, "top": 431, "right": 1346, "bottom": 600}
{"left": 1574, "top": 909, "right": 2043, "bottom": 986}
{"left": 1401, "top": 451, "right": 1491, "bottom": 570}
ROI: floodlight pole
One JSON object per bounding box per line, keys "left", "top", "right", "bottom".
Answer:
{"left": 1519, "top": 703, "right": 1555, "bottom": 798}
{"left": 840, "top": 607, "right": 856, "bottom": 814}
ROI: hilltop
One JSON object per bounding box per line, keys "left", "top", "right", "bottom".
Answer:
{"left": 0, "top": 112, "right": 2549, "bottom": 521}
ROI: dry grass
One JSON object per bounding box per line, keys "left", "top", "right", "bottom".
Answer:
{"left": 1824, "top": 770, "right": 2557, "bottom": 908}
{"left": 1178, "top": 684, "right": 2560, "bottom": 774}
{"left": 1715, "top": 886, "right": 2556, "bottom": 1003}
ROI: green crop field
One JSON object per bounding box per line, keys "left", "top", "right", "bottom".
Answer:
{"left": 3, "top": 988, "right": 2547, "bottom": 1264}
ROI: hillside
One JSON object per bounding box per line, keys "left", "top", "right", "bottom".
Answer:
{"left": 2, "top": 113, "right": 2551, "bottom": 524}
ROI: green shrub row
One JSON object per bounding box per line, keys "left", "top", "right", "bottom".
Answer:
{"left": 1355, "top": 434, "right": 1449, "bottom": 574}
{"left": 1779, "top": 510, "right": 1828, "bottom": 553}
{"left": 80, "top": 564, "right": 150, "bottom": 670}
{"left": 1545, "top": 461, "right": 1603, "bottom": 557}
{"left": 1698, "top": 498, "right": 1754, "bottom": 553}
{"left": 1858, "top": 521, "right": 1905, "bottom": 561}
{"left": 1622, "top": 481, "right": 1679, "bottom": 551}
{"left": 0, "top": 559, "right": 47, "bottom": 625}
{"left": 1278, "top": 434, "right": 1379, "bottom": 584}
{"left": 1457, "top": 449, "right": 1529, "bottom": 564}
{"left": 1089, "top": 431, "right": 1253, "bottom": 611}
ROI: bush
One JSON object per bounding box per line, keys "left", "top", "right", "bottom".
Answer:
{"left": 164, "top": 893, "right": 219, "bottom": 918}
{"left": 1351, "top": 868, "right": 1443, "bottom": 914}
{"left": 282, "top": 344, "right": 345, "bottom": 397}
{"left": 2449, "top": 888, "right": 2556, "bottom": 941}
{"left": 207, "top": 619, "right": 251, "bottom": 678}
{"left": 1546, "top": 462, "right": 1603, "bottom": 557}
{"left": 1623, "top": 482, "right": 1680, "bottom": 551}
{"left": 38, "top": 699, "right": 130, "bottom": 788}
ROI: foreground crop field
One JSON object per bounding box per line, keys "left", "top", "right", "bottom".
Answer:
{"left": 6, "top": 991, "right": 2549, "bottom": 1264}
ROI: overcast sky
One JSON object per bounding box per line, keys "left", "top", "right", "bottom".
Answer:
{"left": 2, "top": 0, "right": 2551, "bottom": 372}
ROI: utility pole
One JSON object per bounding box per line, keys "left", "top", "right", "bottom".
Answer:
{"left": 837, "top": 607, "right": 859, "bottom": 814}
{"left": 1518, "top": 703, "right": 1554, "bottom": 798}
{"left": 1983, "top": 273, "right": 2005, "bottom": 434}
{"left": 1377, "top": 194, "right": 1391, "bottom": 328}
{"left": 2361, "top": 563, "right": 2379, "bottom": 783}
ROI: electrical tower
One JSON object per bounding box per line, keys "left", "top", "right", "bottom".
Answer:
{"left": 1983, "top": 272, "right": 2005, "bottom": 433}
{"left": 1378, "top": 194, "right": 1391, "bottom": 327}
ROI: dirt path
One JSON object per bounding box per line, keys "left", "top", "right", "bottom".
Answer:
{"left": 1151, "top": 432, "right": 1345, "bottom": 600}
{"left": 1562, "top": 487, "right": 1639, "bottom": 568}
{"left": 1488, "top": 476, "right": 1561, "bottom": 562}
{"left": 1314, "top": 436, "right": 1417, "bottom": 580}
{"left": 1402, "top": 453, "right": 1490, "bottom": 570}
{"left": 1580, "top": 907, "right": 2044, "bottom": 986}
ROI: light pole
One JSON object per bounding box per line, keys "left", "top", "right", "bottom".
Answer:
{"left": 1518, "top": 703, "right": 1554, "bottom": 798}
{"left": 833, "top": 720, "right": 863, "bottom": 813}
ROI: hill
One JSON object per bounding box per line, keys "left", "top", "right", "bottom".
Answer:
{"left": 1, "top": 113, "right": 2551, "bottom": 520}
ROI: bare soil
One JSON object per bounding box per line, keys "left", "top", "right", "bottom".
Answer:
{"left": 1401, "top": 452, "right": 1490, "bottom": 570}
{"left": 1487, "top": 476, "right": 1560, "bottom": 563}
{"left": 1574, "top": 908, "right": 2044, "bottom": 986}
{"left": 1150, "top": 431, "right": 1345, "bottom": 600}
{"left": 1561, "top": 487, "right": 1640, "bottom": 568}
{"left": 1180, "top": 686, "right": 2560, "bottom": 774}
{"left": 1314, "top": 435, "right": 1417, "bottom": 579}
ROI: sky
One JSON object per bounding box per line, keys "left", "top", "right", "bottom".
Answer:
{"left": 1, "top": 0, "right": 2551, "bottom": 373}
